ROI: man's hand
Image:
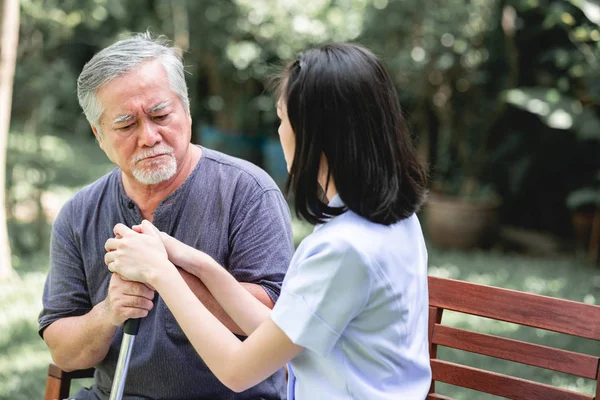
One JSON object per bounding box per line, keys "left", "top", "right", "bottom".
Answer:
{"left": 102, "top": 272, "right": 155, "bottom": 326}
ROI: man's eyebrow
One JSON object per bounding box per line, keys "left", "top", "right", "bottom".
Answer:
{"left": 149, "top": 101, "right": 171, "bottom": 113}
{"left": 113, "top": 114, "right": 134, "bottom": 124}
{"left": 111, "top": 101, "right": 171, "bottom": 124}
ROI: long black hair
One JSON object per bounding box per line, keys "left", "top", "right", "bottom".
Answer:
{"left": 274, "top": 43, "right": 428, "bottom": 226}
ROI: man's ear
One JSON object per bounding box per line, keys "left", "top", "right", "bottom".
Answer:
{"left": 91, "top": 124, "right": 104, "bottom": 150}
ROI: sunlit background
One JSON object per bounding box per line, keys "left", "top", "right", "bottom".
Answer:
{"left": 1, "top": 0, "right": 600, "bottom": 398}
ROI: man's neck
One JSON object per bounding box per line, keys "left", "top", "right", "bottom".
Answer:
{"left": 122, "top": 145, "right": 202, "bottom": 221}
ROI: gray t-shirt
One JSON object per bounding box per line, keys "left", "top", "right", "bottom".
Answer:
{"left": 39, "top": 147, "right": 294, "bottom": 400}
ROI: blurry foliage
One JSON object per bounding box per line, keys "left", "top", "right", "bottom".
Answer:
{"left": 359, "top": 0, "right": 600, "bottom": 233}
{"left": 5, "top": 130, "right": 113, "bottom": 256}
{"left": 187, "top": 0, "right": 376, "bottom": 134}
{"left": 500, "top": 0, "right": 600, "bottom": 231}
{"left": 8, "top": 0, "right": 600, "bottom": 254}
{"left": 566, "top": 169, "right": 600, "bottom": 211}
{"left": 220, "top": 0, "right": 373, "bottom": 130}
{"left": 362, "top": 0, "right": 511, "bottom": 200}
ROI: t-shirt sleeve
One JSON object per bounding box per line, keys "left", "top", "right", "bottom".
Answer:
{"left": 38, "top": 200, "right": 91, "bottom": 338}
{"left": 270, "top": 239, "right": 372, "bottom": 357}
{"left": 228, "top": 189, "right": 294, "bottom": 303}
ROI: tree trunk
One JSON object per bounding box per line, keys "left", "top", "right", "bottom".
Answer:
{"left": 0, "top": 0, "right": 20, "bottom": 280}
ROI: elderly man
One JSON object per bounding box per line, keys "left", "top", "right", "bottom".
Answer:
{"left": 38, "top": 33, "right": 293, "bottom": 400}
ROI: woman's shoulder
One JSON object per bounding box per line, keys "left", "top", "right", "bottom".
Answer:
{"left": 295, "top": 212, "right": 425, "bottom": 272}
{"left": 295, "top": 214, "right": 377, "bottom": 262}
{"left": 323, "top": 211, "right": 421, "bottom": 245}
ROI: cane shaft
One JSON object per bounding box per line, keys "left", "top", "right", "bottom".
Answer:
{"left": 109, "top": 319, "right": 140, "bottom": 400}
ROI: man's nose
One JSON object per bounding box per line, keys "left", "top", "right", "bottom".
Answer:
{"left": 138, "top": 120, "right": 162, "bottom": 147}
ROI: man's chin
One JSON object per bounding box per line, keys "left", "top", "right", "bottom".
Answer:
{"left": 129, "top": 155, "right": 176, "bottom": 182}
{"left": 132, "top": 167, "right": 177, "bottom": 185}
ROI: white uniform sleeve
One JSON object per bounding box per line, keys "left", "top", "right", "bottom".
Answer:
{"left": 271, "top": 240, "right": 372, "bottom": 357}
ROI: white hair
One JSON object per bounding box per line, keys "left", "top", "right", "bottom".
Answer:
{"left": 77, "top": 32, "right": 189, "bottom": 135}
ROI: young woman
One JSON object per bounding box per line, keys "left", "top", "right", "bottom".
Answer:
{"left": 105, "top": 43, "right": 431, "bottom": 399}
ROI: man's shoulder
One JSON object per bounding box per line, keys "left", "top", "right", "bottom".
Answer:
{"left": 60, "top": 169, "right": 119, "bottom": 213}
{"left": 73, "top": 168, "right": 118, "bottom": 199}
{"left": 200, "top": 147, "right": 279, "bottom": 192}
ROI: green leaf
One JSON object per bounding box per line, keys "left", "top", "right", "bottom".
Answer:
{"left": 566, "top": 187, "right": 600, "bottom": 209}
{"left": 504, "top": 87, "right": 600, "bottom": 139}
{"left": 569, "top": 0, "right": 600, "bottom": 26}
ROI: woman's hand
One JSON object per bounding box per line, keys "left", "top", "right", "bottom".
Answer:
{"left": 104, "top": 220, "right": 175, "bottom": 285}
{"left": 159, "top": 231, "right": 193, "bottom": 268}
{"left": 132, "top": 222, "right": 218, "bottom": 278}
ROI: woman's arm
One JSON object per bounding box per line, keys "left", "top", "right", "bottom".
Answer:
{"left": 157, "top": 227, "right": 274, "bottom": 335}
{"left": 105, "top": 222, "right": 303, "bottom": 391}
{"left": 175, "top": 240, "right": 273, "bottom": 335}
{"left": 155, "top": 268, "right": 302, "bottom": 392}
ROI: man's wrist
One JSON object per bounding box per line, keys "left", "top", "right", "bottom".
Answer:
{"left": 93, "top": 299, "right": 119, "bottom": 331}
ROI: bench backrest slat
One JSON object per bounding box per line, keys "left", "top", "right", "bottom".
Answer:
{"left": 432, "top": 359, "right": 594, "bottom": 400}
{"left": 433, "top": 324, "right": 600, "bottom": 379}
{"left": 429, "top": 276, "right": 600, "bottom": 340}
{"left": 428, "top": 276, "right": 600, "bottom": 399}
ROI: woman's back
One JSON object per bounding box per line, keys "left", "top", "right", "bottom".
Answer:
{"left": 272, "top": 199, "right": 431, "bottom": 399}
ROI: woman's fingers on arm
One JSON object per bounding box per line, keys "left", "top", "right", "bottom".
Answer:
{"left": 106, "top": 257, "right": 131, "bottom": 277}
{"left": 105, "top": 237, "right": 119, "bottom": 252}
{"left": 107, "top": 260, "right": 120, "bottom": 274}
{"left": 113, "top": 223, "right": 132, "bottom": 237}
{"left": 141, "top": 220, "right": 162, "bottom": 237}
{"left": 104, "top": 251, "right": 114, "bottom": 267}
{"left": 106, "top": 226, "right": 136, "bottom": 252}
{"left": 159, "top": 232, "right": 174, "bottom": 251}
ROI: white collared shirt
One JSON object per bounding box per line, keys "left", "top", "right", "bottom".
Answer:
{"left": 271, "top": 195, "right": 431, "bottom": 399}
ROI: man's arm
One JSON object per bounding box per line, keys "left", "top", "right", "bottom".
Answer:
{"left": 43, "top": 267, "right": 263, "bottom": 371}
{"left": 43, "top": 302, "right": 115, "bottom": 372}
{"left": 43, "top": 273, "right": 155, "bottom": 372}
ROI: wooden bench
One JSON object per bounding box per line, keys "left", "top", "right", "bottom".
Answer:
{"left": 428, "top": 276, "right": 600, "bottom": 399}
{"left": 44, "top": 363, "right": 94, "bottom": 400}
{"left": 44, "top": 276, "right": 600, "bottom": 399}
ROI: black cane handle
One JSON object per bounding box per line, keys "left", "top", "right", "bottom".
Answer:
{"left": 124, "top": 318, "right": 140, "bottom": 335}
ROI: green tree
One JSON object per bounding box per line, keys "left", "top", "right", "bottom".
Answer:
{"left": 361, "top": 0, "right": 600, "bottom": 234}
{"left": 0, "top": 0, "right": 19, "bottom": 280}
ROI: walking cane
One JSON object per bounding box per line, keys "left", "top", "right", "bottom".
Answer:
{"left": 109, "top": 318, "right": 140, "bottom": 400}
